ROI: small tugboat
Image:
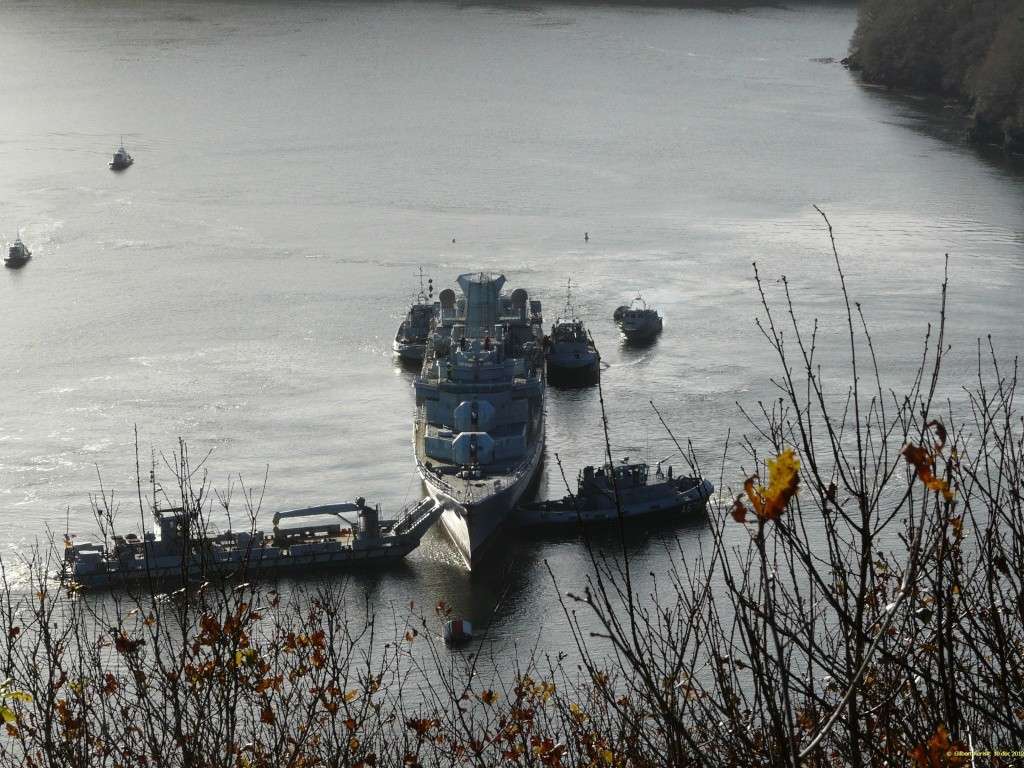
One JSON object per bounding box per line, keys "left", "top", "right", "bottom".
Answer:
{"left": 393, "top": 269, "right": 437, "bottom": 363}
{"left": 545, "top": 279, "right": 600, "bottom": 387}
{"left": 613, "top": 295, "right": 663, "bottom": 343}
{"left": 60, "top": 496, "right": 442, "bottom": 588}
{"left": 516, "top": 460, "right": 712, "bottom": 527}
{"left": 4, "top": 236, "right": 32, "bottom": 269}
{"left": 109, "top": 139, "right": 133, "bottom": 170}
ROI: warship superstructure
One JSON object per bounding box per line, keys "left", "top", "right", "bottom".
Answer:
{"left": 414, "top": 273, "right": 545, "bottom": 568}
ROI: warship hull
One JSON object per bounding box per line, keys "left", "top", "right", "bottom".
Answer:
{"left": 419, "top": 427, "right": 544, "bottom": 568}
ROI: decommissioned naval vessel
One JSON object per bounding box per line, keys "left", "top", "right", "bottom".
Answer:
{"left": 414, "top": 273, "right": 545, "bottom": 568}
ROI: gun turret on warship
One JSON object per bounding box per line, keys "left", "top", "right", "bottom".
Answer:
{"left": 414, "top": 273, "right": 545, "bottom": 568}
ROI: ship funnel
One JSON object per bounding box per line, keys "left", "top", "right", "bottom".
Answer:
{"left": 457, "top": 272, "right": 505, "bottom": 334}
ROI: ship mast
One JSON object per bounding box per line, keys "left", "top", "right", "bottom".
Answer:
{"left": 562, "top": 277, "right": 574, "bottom": 321}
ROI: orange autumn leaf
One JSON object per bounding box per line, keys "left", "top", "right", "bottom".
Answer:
{"left": 739, "top": 449, "right": 800, "bottom": 522}
{"left": 902, "top": 441, "right": 954, "bottom": 502}
{"left": 730, "top": 497, "right": 748, "bottom": 523}
{"left": 479, "top": 689, "right": 499, "bottom": 705}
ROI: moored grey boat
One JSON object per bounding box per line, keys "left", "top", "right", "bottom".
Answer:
{"left": 516, "top": 461, "right": 712, "bottom": 527}
{"left": 60, "top": 496, "right": 441, "bottom": 588}
{"left": 545, "top": 278, "right": 600, "bottom": 386}
{"left": 394, "top": 269, "right": 437, "bottom": 362}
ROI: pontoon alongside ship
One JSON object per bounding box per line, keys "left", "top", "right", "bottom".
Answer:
{"left": 61, "top": 496, "right": 441, "bottom": 588}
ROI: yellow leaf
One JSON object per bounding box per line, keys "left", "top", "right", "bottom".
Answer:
{"left": 0, "top": 707, "right": 15, "bottom": 724}
{"left": 344, "top": 689, "right": 359, "bottom": 703}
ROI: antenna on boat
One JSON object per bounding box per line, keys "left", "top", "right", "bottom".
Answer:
{"left": 149, "top": 448, "right": 161, "bottom": 518}
{"left": 416, "top": 267, "right": 433, "bottom": 302}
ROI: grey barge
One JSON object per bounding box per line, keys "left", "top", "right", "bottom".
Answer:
{"left": 60, "top": 497, "right": 441, "bottom": 588}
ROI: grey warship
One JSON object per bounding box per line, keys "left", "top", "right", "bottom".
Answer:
{"left": 414, "top": 273, "right": 545, "bottom": 568}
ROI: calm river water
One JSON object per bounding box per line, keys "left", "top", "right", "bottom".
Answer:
{"left": 1, "top": 0, "right": 1022, "bottom": 666}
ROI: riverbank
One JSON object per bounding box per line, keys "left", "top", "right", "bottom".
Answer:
{"left": 846, "top": 0, "right": 1024, "bottom": 155}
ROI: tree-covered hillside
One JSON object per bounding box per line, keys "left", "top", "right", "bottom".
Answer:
{"left": 849, "top": 0, "right": 1024, "bottom": 153}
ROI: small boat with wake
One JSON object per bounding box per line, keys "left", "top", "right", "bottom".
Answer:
{"left": 394, "top": 268, "right": 437, "bottom": 363}
{"left": 516, "top": 460, "right": 712, "bottom": 527}
{"left": 545, "top": 278, "right": 599, "bottom": 387}
{"left": 109, "top": 139, "right": 133, "bottom": 170}
{"left": 613, "top": 295, "right": 663, "bottom": 343}
{"left": 60, "top": 496, "right": 442, "bottom": 588}
{"left": 4, "top": 236, "right": 32, "bottom": 269}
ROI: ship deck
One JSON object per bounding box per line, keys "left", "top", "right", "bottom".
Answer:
{"left": 414, "top": 413, "right": 538, "bottom": 507}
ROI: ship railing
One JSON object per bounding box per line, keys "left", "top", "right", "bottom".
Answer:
{"left": 390, "top": 498, "right": 439, "bottom": 536}
{"left": 417, "top": 448, "right": 539, "bottom": 504}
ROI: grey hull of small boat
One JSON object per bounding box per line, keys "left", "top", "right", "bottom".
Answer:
{"left": 516, "top": 479, "right": 713, "bottom": 528}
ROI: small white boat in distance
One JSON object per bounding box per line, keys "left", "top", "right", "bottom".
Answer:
{"left": 443, "top": 617, "right": 473, "bottom": 646}
{"left": 613, "top": 295, "right": 663, "bottom": 343}
{"left": 110, "top": 139, "right": 133, "bottom": 170}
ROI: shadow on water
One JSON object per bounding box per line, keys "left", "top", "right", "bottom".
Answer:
{"left": 854, "top": 81, "right": 1024, "bottom": 181}
{"left": 393, "top": 355, "right": 423, "bottom": 379}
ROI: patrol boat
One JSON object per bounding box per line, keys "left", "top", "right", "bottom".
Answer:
{"left": 545, "top": 278, "right": 599, "bottom": 386}
{"left": 414, "top": 272, "right": 545, "bottom": 568}
{"left": 60, "top": 496, "right": 441, "bottom": 588}
{"left": 613, "top": 295, "right": 663, "bottom": 342}
{"left": 394, "top": 269, "right": 437, "bottom": 362}
{"left": 4, "top": 237, "right": 31, "bottom": 269}
{"left": 516, "top": 461, "right": 712, "bottom": 527}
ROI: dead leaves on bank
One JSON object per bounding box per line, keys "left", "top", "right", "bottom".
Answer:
{"left": 909, "top": 723, "right": 969, "bottom": 767}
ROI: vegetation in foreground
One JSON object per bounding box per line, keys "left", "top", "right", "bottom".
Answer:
{"left": 849, "top": 0, "right": 1024, "bottom": 154}
{"left": 1, "top": 214, "right": 1022, "bottom": 766}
